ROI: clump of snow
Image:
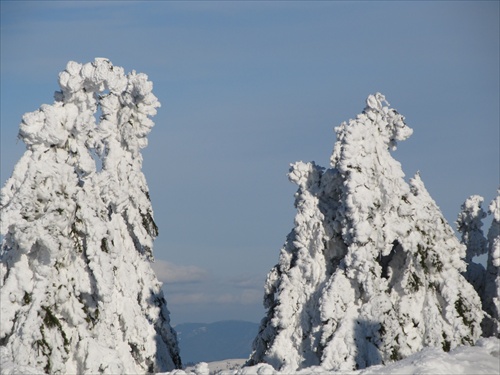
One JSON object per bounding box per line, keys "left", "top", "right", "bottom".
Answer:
{"left": 247, "top": 93, "right": 484, "bottom": 372}
{"left": 0, "top": 58, "right": 181, "bottom": 373}
{"left": 184, "top": 360, "right": 247, "bottom": 374}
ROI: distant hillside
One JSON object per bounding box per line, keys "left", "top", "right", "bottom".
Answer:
{"left": 175, "top": 320, "right": 259, "bottom": 365}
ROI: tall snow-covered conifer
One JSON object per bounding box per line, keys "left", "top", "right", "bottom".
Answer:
{"left": 248, "top": 93, "right": 483, "bottom": 372}
{"left": 0, "top": 59, "right": 181, "bottom": 373}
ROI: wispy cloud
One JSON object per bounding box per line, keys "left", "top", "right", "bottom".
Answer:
{"left": 230, "top": 275, "right": 265, "bottom": 290}
{"left": 214, "top": 289, "right": 262, "bottom": 305}
{"left": 162, "top": 272, "right": 263, "bottom": 307}
{"left": 167, "top": 289, "right": 262, "bottom": 306}
{"left": 168, "top": 292, "right": 212, "bottom": 305}
{"left": 152, "top": 259, "right": 210, "bottom": 284}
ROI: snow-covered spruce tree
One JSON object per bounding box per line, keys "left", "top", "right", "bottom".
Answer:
{"left": 456, "top": 195, "right": 488, "bottom": 296}
{"left": 482, "top": 190, "right": 500, "bottom": 337}
{"left": 0, "top": 59, "right": 181, "bottom": 373}
{"left": 248, "top": 93, "right": 483, "bottom": 372}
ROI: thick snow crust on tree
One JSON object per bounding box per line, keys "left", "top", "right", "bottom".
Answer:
{"left": 247, "top": 93, "right": 484, "bottom": 372}
{"left": 0, "top": 59, "right": 181, "bottom": 374}
{"left": 482, "top": 190, "right": 500, "bottom": 337}
{"left": 456, "top": 193, "right": 500, "bottom": 337}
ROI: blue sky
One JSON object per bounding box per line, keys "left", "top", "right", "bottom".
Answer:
{"left": 1, "top": 1, "right": 499, "bottom": 325}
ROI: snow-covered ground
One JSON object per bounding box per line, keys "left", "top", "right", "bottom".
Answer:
{"left": 162, "top": 337, "right": 499, "bottom": 375}
{"left": 184, "top": 359, "right": 247, "bottom": 374}
{"left": 2, "top": 338, "right": 499, "bottom": 375}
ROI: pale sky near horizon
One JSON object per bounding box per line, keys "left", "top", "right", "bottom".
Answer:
{"left": 1, "top": 1, "right": 499, "bottom": 325}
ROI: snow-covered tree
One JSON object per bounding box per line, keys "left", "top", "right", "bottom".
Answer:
{"left": 248, "top": 93, "right": 483, "bottom": 372}
{"left": 456, "top": 195, "right": 488, "bottom": 295}
{"left": 482, "top": 190, "right": 500, "bottom": 337}
{"left": 0, "top": 59, "right": 181, "bottom": 373}
{"left": 457, "top": 196, "right": 489, "bottom": 263}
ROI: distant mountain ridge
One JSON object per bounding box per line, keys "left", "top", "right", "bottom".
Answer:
{"left": 175, "top": 320, "right": 259, "bottom": 365}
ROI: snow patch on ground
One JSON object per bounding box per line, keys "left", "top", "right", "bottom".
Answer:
{"left": 184, "top": 359, "right": 247, "bottom": 374}
{"left": 158, "top": 338, "right": 499, "bottom": 375}
{"left": 359, "top": 338, "right": 499, "bottom": 375}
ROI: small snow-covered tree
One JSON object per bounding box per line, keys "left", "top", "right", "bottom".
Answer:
{"left": 456, "top": 195, "right": 488, "bottom": 295}
{"left": 482, "top": 190, "right": 500, "bottom": 337}
{"left": 248, "top": 93, "right": 483, "bottom": 372}
{"left": 0, "top": 59, "right": 181, "bottom": 373}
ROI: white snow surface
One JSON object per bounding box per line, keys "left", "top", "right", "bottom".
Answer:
{"left": 1, "top": 336, "right": 498, "bottom": 374}
{"left": 153, "top": 337, "right": 500, "bottom": 375}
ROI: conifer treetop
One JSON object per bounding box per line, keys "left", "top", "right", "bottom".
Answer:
{"left": 19, "top": 58, "right": 159, "bottom": 157}
{"left": 457, "top": 195, "right": 488, "bottom": 262}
